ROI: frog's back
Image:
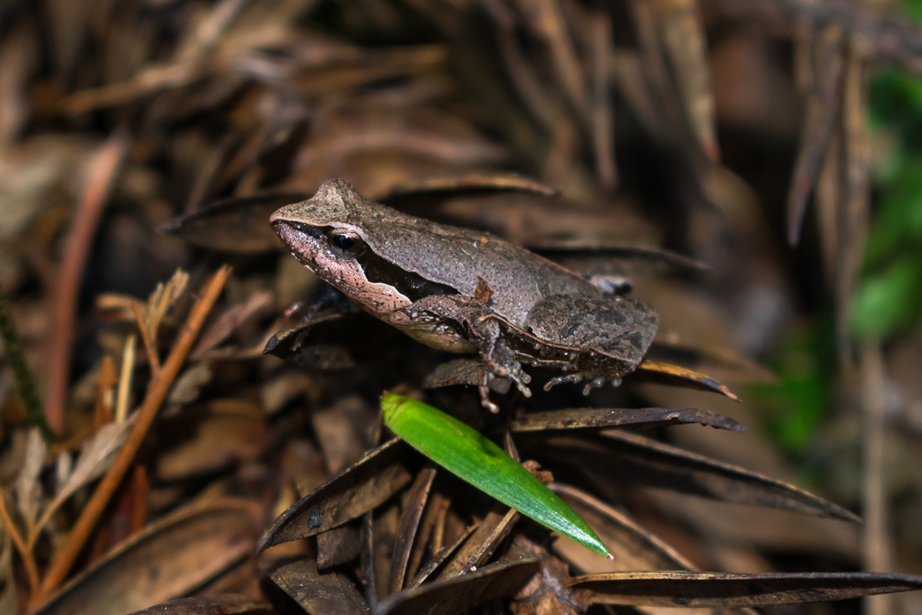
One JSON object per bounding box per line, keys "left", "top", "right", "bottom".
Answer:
{"left": 295, "top": 179, "right": 600, "bottom": 326}
{"left": 351, "top": 197, "right": 599, "bottom": 327}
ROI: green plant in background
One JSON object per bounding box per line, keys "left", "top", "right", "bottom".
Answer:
{"left": 751, "top": 317, "right": 837, "bottom": 458}
{"left": 852, "top": 4, "right": 922, "bottom": 339}
{"left": 757, "top": 2, "right": 922, "bottom": 453}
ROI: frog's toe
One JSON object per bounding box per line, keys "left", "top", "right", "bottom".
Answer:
{"left": 480, "top": 394, "right": 501, "bottom": 414}
{"left": 582, "top": 377, "right": 607, "bottom": 396}
{"left": 543, "top": 373, "right": 583, "bottom": 391}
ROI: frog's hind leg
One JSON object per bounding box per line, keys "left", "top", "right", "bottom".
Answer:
{"left": 527, "top": 294, "right": 657, "bottom": 382}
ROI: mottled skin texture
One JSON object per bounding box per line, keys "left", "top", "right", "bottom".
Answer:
{"left": 271, "top": 179, "right": 658, "bottom": 411}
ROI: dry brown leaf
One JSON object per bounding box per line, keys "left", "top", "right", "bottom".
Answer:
{"left": 35, "top": 500, "right": 258, "bottom": 615}
{"left": 38, "top": 417, "right": 137, "bottom": 534}
{"left": 13, "top": 429, "right": 45, "bottom": 535}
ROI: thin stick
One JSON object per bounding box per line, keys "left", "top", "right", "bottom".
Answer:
{"left": 46, "top": 135, "right": 129, "bottom": 432}
{"left": 115, "top": 335, "right": 136, "bottom": 424}
{"left": 0, "top": 487, "right": 40, "bottom": 597}
{"left": 36, "top": 266, "right": 232, "bottom": 602}
{"left": 862, "top": 340, "right": 892, "bottom": 615}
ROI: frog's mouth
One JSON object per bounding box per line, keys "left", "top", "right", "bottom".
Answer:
{"left": 273, "top": 218, "right": 460, "bottom": 304}
{"left": 271, "top": 219, "right": 326, "bottom": 270}
{"left": 272, "top": 219, "right": 414, "bottom": 315}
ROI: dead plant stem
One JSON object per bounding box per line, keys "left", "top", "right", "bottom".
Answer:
{"left": 0, "top": 487, "right": 40, "bottom": 597}
{"left": 35, "top": 266, "right": 232, "bottom": 605}
{"left": 46, "top": 135, "right": 128, "bottom": 432}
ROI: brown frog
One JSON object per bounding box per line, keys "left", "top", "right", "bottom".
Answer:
{"left": 271, "top": 179, "right": 657, "bottom": 411}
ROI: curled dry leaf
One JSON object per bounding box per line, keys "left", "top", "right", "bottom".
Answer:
{"left": 191, "top": 290, "right": 274, "bottom": 359}
{"left": 258, "top": 438, "right": 414, "bottom": 550}
{"left": 316, "top": 524, "right": 362, "bottom": 570}
{"left": 264, "top": 313, "right": 405, "bottom": 371}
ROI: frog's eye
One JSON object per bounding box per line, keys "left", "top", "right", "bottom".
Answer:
{"left": 329, "top": 231, "right": 364, "bottom": 254}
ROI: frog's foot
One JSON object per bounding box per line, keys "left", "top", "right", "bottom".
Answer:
{"left": 544, "top": 373, "right": 623, "bottom": 394}
{"left": 476, "top": 319, "right": 532, "bottom": 402}
{"left": 477, "top": 365, "right": 532, "bottom": 413}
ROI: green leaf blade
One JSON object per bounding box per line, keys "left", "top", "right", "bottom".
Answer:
{"left": 380, "top": 394, "right": 610, "bottom": 557}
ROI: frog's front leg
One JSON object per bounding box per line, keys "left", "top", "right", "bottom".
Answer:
{"left": 386, "top": 296, "right": 531, "bottom": 412}
{"left": 470, "top": 315, "right": 532, "bottom": 409}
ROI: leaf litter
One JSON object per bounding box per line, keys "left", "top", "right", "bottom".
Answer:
{"left": 1, "top": 1, "right": 922, "bottom": 614}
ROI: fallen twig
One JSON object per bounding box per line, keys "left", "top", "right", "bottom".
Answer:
{"left": 35, "top": 266, "right": 232, "bottom": 604}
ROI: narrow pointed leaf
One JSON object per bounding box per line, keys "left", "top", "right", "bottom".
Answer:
{"left": 161, "top": 192, "right": 306, "bottom": 253}
{"left": 531, "top": 432, "right": 861, "bottom": 522}
{"left": 633, "top": 361, "right": 741, "bottom": 400}
{"left": 570, "top": 570, "right": 922, "bottom": 608}
{"left": 380, "top": 395, "right": 609, "bottom": 557}
{"left": 508, "top": 406, "right": 743, "bottom": 434}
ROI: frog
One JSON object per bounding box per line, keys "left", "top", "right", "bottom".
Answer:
{"left": 270, "top": 178, "right": 658, "bottom": 412}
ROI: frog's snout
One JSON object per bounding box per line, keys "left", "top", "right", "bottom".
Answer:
{"left": 269, "top": 205, "right": 294, "bottom": 225}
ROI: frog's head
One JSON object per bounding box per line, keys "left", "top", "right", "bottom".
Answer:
{"left": 270, "top": 179, "right": 415, "bottom": 315}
